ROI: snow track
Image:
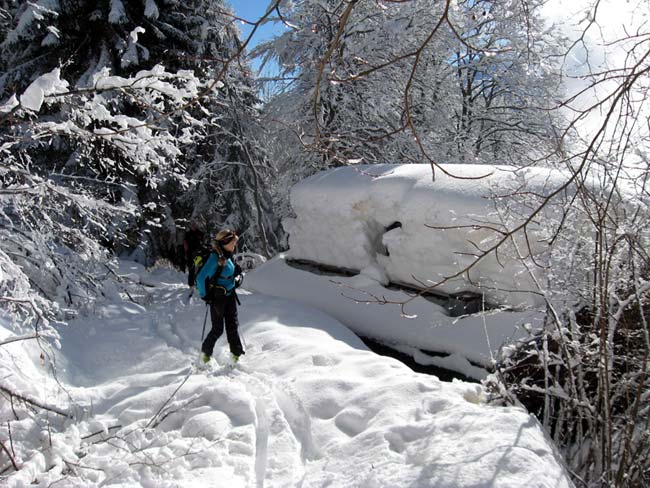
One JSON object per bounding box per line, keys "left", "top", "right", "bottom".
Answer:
{"left": 148, "top": 280, "right": 316, "bottom": 486}
{"left": 224, "top": 369, "right": 311, "bottom": 487}
{"left": 273, "top": 382, "right": 319, "bottom": 464}
{"left": 253, "top": 393, "right": 270, "bottom": 488}
{"left": 142, "top": 284, "right": 312, "bottom": 485}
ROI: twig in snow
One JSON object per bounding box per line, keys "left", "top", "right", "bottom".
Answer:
{"left": 103, "top": 264, "right": 136, "bottom": 303}
{"left": 0, "top": 440, "right": 19, "bottom": 471}
{"left": 0, "top": 384, "right": 72, "bottom": 418}
{"left": 9, "top": 396, "right": 18, "bottom": 420}
{"left": 146, "top": 369, "right": 193, "bottom": 428}
{"left": 80, "top": 425, "right": 122, "bottom": 440}
{"left": 7, "top": 422, "right": 16, "bottom": 460}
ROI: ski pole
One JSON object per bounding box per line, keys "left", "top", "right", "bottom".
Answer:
{"left": 200, "top": 304, "right": 209, "bottom": 343}
{"left": 241, "top": 329, "right": 248, "bottom": 352}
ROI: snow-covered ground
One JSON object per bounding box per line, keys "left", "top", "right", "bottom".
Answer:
{"left": 0, "top": 262, "right": 572, "bottom": 487}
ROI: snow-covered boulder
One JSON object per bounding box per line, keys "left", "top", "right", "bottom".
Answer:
{"left": 284, "top": 164, "right": 587, "bottom": 308}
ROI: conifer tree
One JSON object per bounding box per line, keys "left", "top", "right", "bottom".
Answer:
{"left": 0, "top": 0, "right": 275, "bottom": 326}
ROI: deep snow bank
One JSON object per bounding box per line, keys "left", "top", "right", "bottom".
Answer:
{"left": 284, "top": 164, "right": 585, "bottom": 308}
{"left": 246, "top": 255, "right": 544, "bottom": 379}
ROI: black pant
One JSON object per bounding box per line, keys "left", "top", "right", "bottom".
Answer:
{"left": 202, "top": 293, "right": 244, "bottom": 357}
{"left": 187, "top": 257, "right": 196, "bottom": 287}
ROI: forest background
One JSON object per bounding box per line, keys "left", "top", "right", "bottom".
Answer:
{"left": 1, "top": 0, "right": 649, "bottom": 486}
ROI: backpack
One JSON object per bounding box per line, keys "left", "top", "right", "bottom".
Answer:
{"left": 193, "top": 246, "right": 242, "bottom": 298}
{"left": 191, "top": 246, "right": 215, "bottom": 287}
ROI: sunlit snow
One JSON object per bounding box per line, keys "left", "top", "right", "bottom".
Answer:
{"left": 0, "top": 262, "right": 572, "bottom": 487}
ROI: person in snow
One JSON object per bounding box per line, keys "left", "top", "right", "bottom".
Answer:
{"left": 197, "top": 229, "right": 244, "bottom": 364}
{"left": 183, "top": 221, "right": 205, "bottom": 287}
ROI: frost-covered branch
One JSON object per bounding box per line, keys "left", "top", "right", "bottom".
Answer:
{"left": 0, "top": 333, "right": 39, "bottom": 347}
{"left": 0, "top": 385, "right": 72, "bottom": 418}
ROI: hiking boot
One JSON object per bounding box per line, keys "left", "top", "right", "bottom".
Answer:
{"left": 233, "top": 350, "right": 249, "bottom": 363}
{"left": 201, "top": 352, "right": 211, "bottom": 364}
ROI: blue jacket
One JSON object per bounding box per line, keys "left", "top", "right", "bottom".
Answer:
{"left": 196, "top": 252, "right": 236, "bottom": 298}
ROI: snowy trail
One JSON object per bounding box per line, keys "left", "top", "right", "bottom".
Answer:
{"left": 197, "top": 361, "right": 313, "bottom": 487}
{"left": 15, "top": 263, "right": 572, "bottom": 488}
{"left": 137, "top": 281, "right": 304, "bottom": 487}
{"left": 246, "top": 371, "right": 311, "bottom": 487}
{"left": 156, "top": 287, "right": 313, "bottom": 486}
{"left": 53, "top": 271, "right": 316, "bottom": 487}
{"left": 273, "top": 380, "right": 320, "bottom": 464}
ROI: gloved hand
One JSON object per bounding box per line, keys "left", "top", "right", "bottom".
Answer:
{"left": 234, "top": 273, "right": 245, "bottom": 288}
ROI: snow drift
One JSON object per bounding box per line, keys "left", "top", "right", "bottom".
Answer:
{"left": 246, "top": 255, "right": 544, "bottom": 379}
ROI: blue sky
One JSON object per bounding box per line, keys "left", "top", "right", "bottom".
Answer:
{"left": 227, "top": 0, "right": 286, "bottom": 49}
{"left": 227, "top": 1, "right": 287, "bottom": 74}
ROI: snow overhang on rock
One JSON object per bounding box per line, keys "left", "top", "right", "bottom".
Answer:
{"left": 283, "top": 164, "right": 591, "bottom": 309}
